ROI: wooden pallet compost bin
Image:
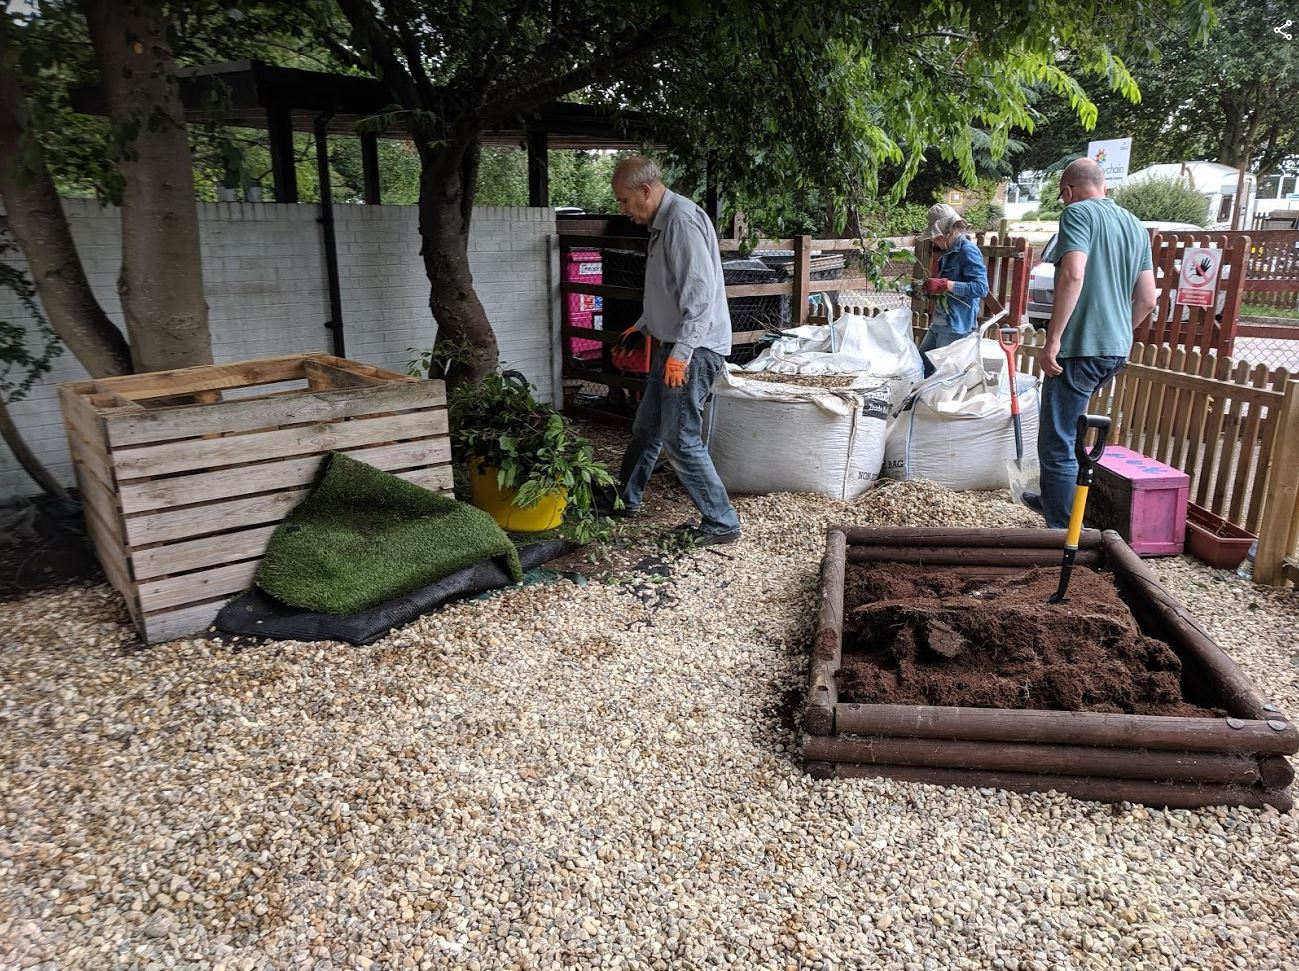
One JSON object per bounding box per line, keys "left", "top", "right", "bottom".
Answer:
{"left": 57, "top": 353, "right": 452, "bottom": 645}
{"left": 805, "top": 527, "right": 1299, "bottom": 810}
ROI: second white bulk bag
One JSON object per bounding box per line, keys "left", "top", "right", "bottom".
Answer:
{"left": 882, "top": 369, "right": 1041, "bottom": 492}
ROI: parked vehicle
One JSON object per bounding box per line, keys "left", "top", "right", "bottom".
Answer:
{"left": 1027, "top": 221, "right": 1207, "bottom": 327}
{"left": 1125, "top": 162, "right": 1257, "bottom": 231}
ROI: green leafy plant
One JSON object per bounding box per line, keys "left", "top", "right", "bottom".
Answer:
{"left": 1113, "top": 174, "right": 1210, "bottom": 226}
{"left": 444, "top": 369, "right": 617, "bottom": 540}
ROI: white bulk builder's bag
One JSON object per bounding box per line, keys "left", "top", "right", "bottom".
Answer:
{"left": 883, "top": 336, "right": 1040, "bottom": 492}
{"left": 742, "top": 308, "right": 923, "bottom": 411}
{"left": 706, "top": 369, "right": 891, "bottom": 499}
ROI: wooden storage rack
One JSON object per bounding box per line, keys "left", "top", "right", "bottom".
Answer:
{"left": 806, "top": 527, "right": 1299, "bottom": 810}
{"left": 58, "top": 353, "right": 452, "bottom": 645}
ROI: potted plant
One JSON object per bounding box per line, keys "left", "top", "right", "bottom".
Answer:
{"left": 447, "top": 370, "right": 617, "bottom": 534}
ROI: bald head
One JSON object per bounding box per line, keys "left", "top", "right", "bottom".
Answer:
{"left": 1060, "top": 158, "right": 1106, "bottom": 202}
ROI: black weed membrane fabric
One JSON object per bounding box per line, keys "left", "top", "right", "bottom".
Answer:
{"left": 214, "top": 540, "right": 577, "bottom": 646}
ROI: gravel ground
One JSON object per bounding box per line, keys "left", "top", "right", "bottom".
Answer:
{"left": 2, "top": 478, "right": 1298, "bottom": 971}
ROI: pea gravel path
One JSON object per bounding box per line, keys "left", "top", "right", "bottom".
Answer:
{"left": 2, "top": 482, "right": 1297, "bottom": 971}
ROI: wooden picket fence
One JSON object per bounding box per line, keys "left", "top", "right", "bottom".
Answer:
{"left": 1241, "top": 229, "right": 1299, "bottom": 313}
{"left": 997, "top": 328, "right": 1299, "bottom": 586}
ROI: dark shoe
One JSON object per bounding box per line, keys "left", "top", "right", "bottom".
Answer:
{"left": 594, "top": 490, "right": 639, "bottom": 518}
{"left": 1021, "top": 491, "right": 1043, "bottom": 513}
{"left": 666, "top": 522, "right": 741, "bottom": 547}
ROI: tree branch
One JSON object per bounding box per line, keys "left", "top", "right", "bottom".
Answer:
{"left": 476, "top": 16, "right": 681, "bottom": 127}
{"left": 334, "top": 0, "right": 424, "bottom": 111}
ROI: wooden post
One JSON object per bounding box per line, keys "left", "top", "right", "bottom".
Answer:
{"left": 527, "top": 127, "right": 549, "bottom": 208}
{"left": 360, "top": 132, "right": 381, "bottom": 205}
{"left": 1255, "top": 377, "right": 1299, "bottom": 585}
{"left": 791, "top": 235, "right": 812, "bottom": 324}
{"left": 266, "top": 103, "right": 297, "bottom": 204}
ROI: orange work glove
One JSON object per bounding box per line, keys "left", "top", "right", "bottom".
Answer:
{"left": 663, "top": 356, "right": 687, "bottom": 389}
{"left": 924, "top": 277, "right": 953, "bottom": 295}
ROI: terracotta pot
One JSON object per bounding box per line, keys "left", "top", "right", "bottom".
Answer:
{"left": 1184, "top": 503, "right": 1256, "bottom": 570}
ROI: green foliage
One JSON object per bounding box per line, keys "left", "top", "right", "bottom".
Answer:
{"left": 474, "top": 148, "right": 528, "bottom": 207}
{"left": 1033, "top": 173, "right": 1066, "bottom": 220}
{"left": 1015, "top": 0, "right": 1297, "bottom": 175}
{"left": 0, "top": 234, "right": 62, "bottom": 404}
{"left": 441, "top": 369, "right": 617, "bottom": 540}
{"left": 857, "top": 202, "right": 931, "bottom": 237}
{"left": 1112, "top": 175, "right": 1210, "bottom": 225}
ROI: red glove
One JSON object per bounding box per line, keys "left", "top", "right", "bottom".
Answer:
{"left": 924, "top": 277, "right": 953, "bottom": 295}
{"left": 663, "top": 356, "right": 687, "bottom": 389}
{"left": 615, "top": 325, "right": 641, "bottom": 348}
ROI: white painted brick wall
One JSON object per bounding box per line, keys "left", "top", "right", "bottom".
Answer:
{"left": 0, "top": 199, "right": 556, "bottom": 502}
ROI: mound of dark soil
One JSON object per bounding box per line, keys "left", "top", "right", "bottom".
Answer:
{"left": 839, "top": 563, "right": 1222, "bottom": 717}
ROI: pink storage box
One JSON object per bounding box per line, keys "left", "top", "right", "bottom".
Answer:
{"left": 1085, "top": 445, "right": 1189, "bottom": 556}
{"left": 563, "top": 250, "right": 603, "bottom": 360}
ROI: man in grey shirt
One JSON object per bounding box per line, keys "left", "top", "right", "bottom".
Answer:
{"left": 600, "top": 157, "right": 740, "bottom": 545}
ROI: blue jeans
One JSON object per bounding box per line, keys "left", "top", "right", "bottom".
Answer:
{"left": 1038, "top": 356, "right": 1125, "bottom": 528}
{"left": 620, "top": 344, "right": 740, "bottom": 535}
{"left": 918, "top": 321, "right": 963, "bottom": 377}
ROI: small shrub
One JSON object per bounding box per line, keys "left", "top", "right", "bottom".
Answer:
{"left": 1113, "top": 175, "right": 1209, "bottom": 226}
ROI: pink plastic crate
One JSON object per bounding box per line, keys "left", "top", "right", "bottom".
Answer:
{"left": 563, "top": 250, "right": 603, "bottom": 361}
{"left": 1086, "top": 445, "right": 1189, "bottom": 556}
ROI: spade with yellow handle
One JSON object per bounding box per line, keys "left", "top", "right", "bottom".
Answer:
{"left": 1048, "top": 414, "right": 1111, "bottom": 604}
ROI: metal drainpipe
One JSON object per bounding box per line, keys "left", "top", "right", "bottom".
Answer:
{"left": 314, "top": 111, "right": 346, "bottom": 357}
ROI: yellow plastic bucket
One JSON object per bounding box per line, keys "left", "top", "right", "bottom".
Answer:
{"left": 467, "top": 459, "right": 567, "bottom": 532}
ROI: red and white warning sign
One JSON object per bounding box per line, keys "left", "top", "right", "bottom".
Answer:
{"left": 1175, "top": 247, "right": 1222, "bottom": 308}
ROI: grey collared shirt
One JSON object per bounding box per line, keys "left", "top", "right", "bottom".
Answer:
{"left": 635, "top": 189, "right": 732, "bottom": 362}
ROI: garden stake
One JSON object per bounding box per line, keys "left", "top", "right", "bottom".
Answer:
{"left": 1048, "top": 414, "right": 1111, "bottom": 604}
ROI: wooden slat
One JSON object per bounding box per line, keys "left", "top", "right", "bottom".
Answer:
{"left": 1130, "top": 344, "right": 1162, "bottom": 456}
{"left": 132, "top": 524, "right": 278, "bottom": 581}
{"left": 89, "top": 353, "right": 317, "bottom": 401}
{"left": 560, "top": 281, "right": 646, "bottom": 301}
{"left": 112, "top": 409, "right": 449, "bottom": 480}
{"left": 310, "top": 354, "right": 417, "bottom": 383}
{"left": 556, "top": 234, "right": 648, "bottom": 251}
{"left": 1229, "top": 364, "right": 1272, "bottom": 526}
{"left": 138, "top": 560, "right": 258, "bottom": 613}
{"left": 303, "top": 360, "right": 388, "bottom": 389}
{"left": 118, "top": 437, "right": 451, "bottom": 514}
{"left": 1210, "top": 360, "right": 1253, "bottom": 517}
{"left": 1167, "top": 349, "right": 1201, "bottom": 470}
{"left": 126, "top": 487, "right": 304, "bottom": 548}
{"left": 1195, "top": 355, "right": 1234, "bottom": 507}
{"left": 141, "top": 599, "right": 229, "bottom": 645}
{"left": 122, "top": 464, "right": 453, "bottom": 547}
{"left": 1247, "top": 368, "right": 1293, "bottom": 534}
{"left": 76, "top": 461, "right": 125, "bottom": 547}
{"left": 105, "top": 380, "right": 446, "bottom": 448}
{"left": 1153, "top": 346, "right": 1186, "bottom": 465}
{"left": 83, "top": 503, "right": 136, "bottom": 614}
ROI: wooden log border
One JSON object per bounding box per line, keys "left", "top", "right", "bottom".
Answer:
{"left": 805, "top": 526, "right": 1299, "bottom": 811}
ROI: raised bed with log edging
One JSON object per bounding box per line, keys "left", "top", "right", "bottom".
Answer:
{"left": 805, "top": 527, "right": 1298, "bottom": 811}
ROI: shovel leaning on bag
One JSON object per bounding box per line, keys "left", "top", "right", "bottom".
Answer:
{"left": 995, "top": 322, "right": 1041, "bottom": 504}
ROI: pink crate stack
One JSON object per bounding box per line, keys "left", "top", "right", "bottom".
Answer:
{"left": 564, "top": 250, "right": 603, "bottom": 361}
{"left": 1086, "top": 445, "right": 1189, "bottom": 556}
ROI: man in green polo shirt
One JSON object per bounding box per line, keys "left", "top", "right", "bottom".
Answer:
{"left": 1035, "top": 158, "right": 1158, "bottom": 528}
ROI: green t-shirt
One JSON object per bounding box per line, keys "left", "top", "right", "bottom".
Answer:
{"left": 1055, "top": 197, "right": 1153, "bottom": 358}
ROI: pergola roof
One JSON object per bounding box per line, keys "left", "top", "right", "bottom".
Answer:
{"left": 70, "top": 58, "right": 656, "bottom": 150}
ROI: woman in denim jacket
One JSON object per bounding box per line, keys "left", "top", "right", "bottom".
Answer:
{"left": 917, "top": 204, "right": 989, "bottom": 377}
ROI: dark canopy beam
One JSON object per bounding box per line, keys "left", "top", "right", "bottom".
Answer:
{"left": 527, "top": 127, "right": 549, "bottom": 207}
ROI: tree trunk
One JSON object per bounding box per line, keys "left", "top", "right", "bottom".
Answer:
{"left": 417, "top": 138, "right": 499, "bottom": 389}
{"left": 0, "top": 62, "right": 131, "bottom": 378}
{"left": 82, "top": 0, "right": 212, "bottom": 373}
{"left": 0, "top": 398, "right": 68, "bottom": 499}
